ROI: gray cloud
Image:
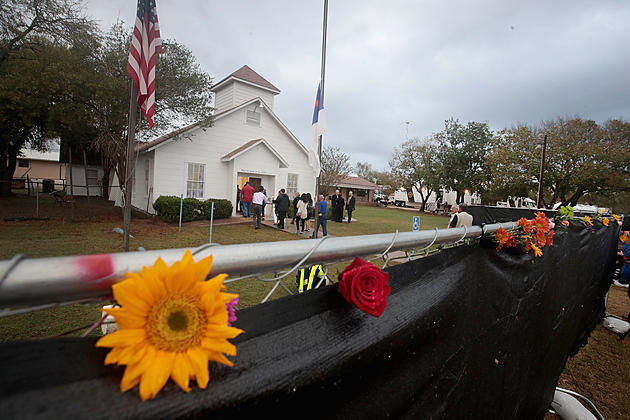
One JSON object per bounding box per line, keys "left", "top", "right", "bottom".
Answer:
{"left": 85, "top": 0, "right": 630, "bottom": 170}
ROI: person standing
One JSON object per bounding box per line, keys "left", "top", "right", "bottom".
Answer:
{"left": 316, "top": 194, "right": 328, "bottom": 237}
{"left": 291, "top": 192, "right": 301, "bottom": 224}
{"left": 295, "top": 194, "right": 309, "bottom": 233}
{"left": 448, "top": 204, "right": 473, "bottom": 228}
{"left": 305, "top": 193, "right": 314, "bottom": 232}
{"left": 252, "top": 186, "right": 268, "bottom": 229}
{"left": 332, "top": 189, "right": 344, "bottom": 222}
{"left": 346, "top": 190, "right": 356, "bottom": 223}
{"left": 241, "top": 182, "right": 254, "bottom": 218}
{"left": 273, "top": 188, "right": 290, "bottom": 229}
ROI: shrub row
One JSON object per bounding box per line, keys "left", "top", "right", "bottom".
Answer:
{"left": 153, "top": 196, "right": 233, "bottom": 223}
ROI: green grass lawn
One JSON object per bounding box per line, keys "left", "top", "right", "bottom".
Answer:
{"left": 326, "top": 205, "right": 449, "bottom": 236}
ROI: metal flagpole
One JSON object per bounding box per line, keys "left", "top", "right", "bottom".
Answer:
{"left": 123, "top": 82, "right": 137, "bottom": 251}
{"left": 313, "top": 0, "right": 328, "bottom": 238}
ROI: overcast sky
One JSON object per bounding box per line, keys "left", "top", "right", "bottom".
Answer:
{"left": 85, "top": 0, "right": 630, "bottom": 170}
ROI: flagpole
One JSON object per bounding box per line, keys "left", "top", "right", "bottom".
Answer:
{"left": 313, "top": 0, "right": 328, "bottom": 238}
{"left": 123, "top": 82, "right": 137, "bottom": 252}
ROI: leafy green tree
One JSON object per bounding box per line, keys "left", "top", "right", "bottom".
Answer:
{"left": 488, "top": 118, "right": 630, "bottom": 208}
{"left": 436, "top": 118, "right": 493, "bottom": 204}
{"left": 389, "top": 138, "right": 442, "bottom": 211}
{"left": 0, "top": 0, "right": 92, "bottom": 66}
{"left": 355, "top": 161, "right": 377, "bottom": 183}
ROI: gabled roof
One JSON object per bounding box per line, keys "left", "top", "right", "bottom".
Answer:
{"left": 329, "top": 176, "right": 379, "bottom": 190}
{"left": 211, "top": 65, "right": 280, "bottom": 94}
{"left": 221, "top": 138, "right": 289, "bottom": 168}
{"left": 135, "top": 97, "right": 308, "bottom": 155}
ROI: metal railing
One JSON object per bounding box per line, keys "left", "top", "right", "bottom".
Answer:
{"left": 0, "top": 222, "right": 515, "bottom": 316}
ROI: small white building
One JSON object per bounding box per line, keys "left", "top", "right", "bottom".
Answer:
{"left": 126, "top": 65, "right": 316, "bottom": 216}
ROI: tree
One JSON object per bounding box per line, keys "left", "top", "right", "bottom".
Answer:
{"left": 488, "top": 117, "right": 630, "bottom": 208}
{"left": 89, "top": 23, "right": 214, "bottom": 202}
{"left": 436, "top": 118, "right": 493, "bottom": 203}
{"left": 354, "top": 161, "right": 377, "bottom": 183}
{"left": 0, "top": 0, "right": 94, "bottom": 196}
{"left": 0, "top": 0, "right": 92, "bottom": 66}
{"left": 320, "top": 145, "right": 351, "bottom": 195}
{"left": 389, "top": 138, "right": 442, "bottom": 211}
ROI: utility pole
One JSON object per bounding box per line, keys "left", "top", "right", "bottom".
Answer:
{"left": 123, "top": 82, "right": 137, "bottom": 252}
{"left": 536, "top": 134, "right": 547, "bottom": 209}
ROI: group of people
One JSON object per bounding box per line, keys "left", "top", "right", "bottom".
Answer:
{"left": 242, "top": 184, "right": 359, "bottom": 237}
{"left": 330, "top": 189, "right": 355, "bottom": 223}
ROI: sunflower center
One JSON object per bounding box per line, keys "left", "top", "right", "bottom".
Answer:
{"left": 167, "top": 310, "right": 188, "bottom": 331}
{"left": 146, "top": 294, "right": 207, "bottom": 352}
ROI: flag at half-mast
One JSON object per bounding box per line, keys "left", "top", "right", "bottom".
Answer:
{"left": 127, "top": 0, "right": 162, "bottom": 128}
{"left": 309, "top": 83, "right": 327, "bottom": 177}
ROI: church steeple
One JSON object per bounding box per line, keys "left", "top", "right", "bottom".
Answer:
{"left": 211, "top": 65, "right": 280, "bottom": 113}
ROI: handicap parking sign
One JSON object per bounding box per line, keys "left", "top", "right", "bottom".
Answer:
{"left": 412, "top": 216, "right": 420, "bottom": 232}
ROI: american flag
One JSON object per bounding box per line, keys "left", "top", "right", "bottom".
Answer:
{"left": 127, "top": 0, "right": 162, "bottom": 128}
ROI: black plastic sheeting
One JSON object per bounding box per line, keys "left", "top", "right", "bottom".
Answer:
{"left": 0, "top": 225, "right": 618, "bottom": 419}
{"left": 463, "top": 205, "right": 594, "bottom": 226}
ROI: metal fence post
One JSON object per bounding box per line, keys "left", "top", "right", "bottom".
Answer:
{"left": 209, "top": 201, "right": 215, "bottom": 243}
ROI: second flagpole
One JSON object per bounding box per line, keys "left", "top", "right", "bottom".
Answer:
{"left": 313, "top": 0, "right": 328, "bottom": 238}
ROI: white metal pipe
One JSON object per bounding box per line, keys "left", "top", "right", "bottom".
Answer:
{"left": 0, "top": 223, "right": 515, "bottom": 310}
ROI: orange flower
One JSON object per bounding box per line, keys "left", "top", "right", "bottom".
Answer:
{"left": 613, "top": 214, "right": 620, "bottom": 222}
{"left": 535, "top": 231, "right": 547, "bottom": 247}
{"left": 517, "top": 218, "right": 532, "bottom": 234}
{"left": 547, "top": 230, "right": 554, "bottom": 246}
{"left": 525, "top": 238, "right": 532, "bottom": 252}
{"left": 532, "top": 212, "right": 550, "bottom": 234}
{"left": 602, "top": 218, "right": 609, "bottom": 227}
{"left": 621, "top": 234, "right": 628, "bottom": 243}
{"left": 561, "top": 220, "right": 570, "bottom": 227}
{"left": 531, "top": 243, "right": 543, "bottom": 257}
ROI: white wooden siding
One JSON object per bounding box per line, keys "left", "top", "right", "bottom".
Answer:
{"left": 213, "top": 81, "right": 234, "bottom": 113}
{"left": 131, "top": 152, "right": 154, "bottom": 212}
{"left": 145, "top": 105, "right": 315, "bottom": 215}
{"left": 232, "top": 82, "right": 274, "bottom": 110}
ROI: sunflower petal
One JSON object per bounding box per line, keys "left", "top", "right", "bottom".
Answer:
{"left": 194, "top": 254, "right": 214, "bottom": 282}
{"left": 171, "top": 353, "right": 193, "bottom": 392}
{"left": 201, "top": 338, "right": 236, "bottom": 356}
{"left": 206, "top": 325, "right": 244, "bottom": 340}
{"left": 112, "top": 281, "right": 151, "bottom": 312}
{"left": 187, "top": 347, "right": 210, "bottom": 389}
{"left": 206, "top": 350, "right": 234, "bottom": 367}
{"left": 152, "top": 257, "right": 169, "bottom": 282}
{"left": 104, "top": 307, "right": 146, "bottom": 329}
{"left": 96, "top": 329, "right": 146, "bottom": 348}
{"left": 120, "top": 346, "right": 157, "bottom": 392}
{"left": 139, "top": 350, "right": 175, "bottom": 400}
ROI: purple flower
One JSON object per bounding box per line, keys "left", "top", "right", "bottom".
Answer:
{"left": 226, "top": 297, "right": 239, "bottom": 326}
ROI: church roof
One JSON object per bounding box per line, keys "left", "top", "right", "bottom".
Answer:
{"left": 211, "top": 65, "right": 280, "bottom": 94}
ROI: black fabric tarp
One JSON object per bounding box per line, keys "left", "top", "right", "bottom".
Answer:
{"left": 0, "top": 225, "right": 618, "bottom": 419}
{"left": 463, "top": 205, "right": 598, "bottom": 226}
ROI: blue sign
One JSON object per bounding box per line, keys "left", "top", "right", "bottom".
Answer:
{"left": 412, "top": 216, "right": 420, "bottom": 232}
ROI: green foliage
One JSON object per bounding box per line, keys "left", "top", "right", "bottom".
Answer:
{"left": 488, "top": 118, "right": 630, "bottom": 208}
{"left": 153, "top": 196, "right": 232, "bottom": 223}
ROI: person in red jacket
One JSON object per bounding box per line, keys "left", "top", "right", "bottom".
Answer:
{"left": 241, "top": 182, "right": 255, "bottom": 217}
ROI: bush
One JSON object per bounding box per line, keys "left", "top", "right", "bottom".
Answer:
{"left": 199, "top": 198, "right": 233, "bottom": 219}
{"left": 153, "top": 196, "right": 233, "bottom": 223}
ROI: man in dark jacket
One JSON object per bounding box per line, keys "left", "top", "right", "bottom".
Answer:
{"left": 346, "top": 190, "right": 356, "bottom": 223}
{"left": 331, "top": 189, "right": 344, "bottom": 222}
{"left": 273, "top": 189, "right": 290, "bottom": 229}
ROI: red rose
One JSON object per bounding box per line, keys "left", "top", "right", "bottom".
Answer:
{"left": 338, "top": 257, "right": 391, "bottom": 317}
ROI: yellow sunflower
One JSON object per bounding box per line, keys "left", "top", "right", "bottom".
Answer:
{"left": 96, "top": 250, "right": 243, "bottom": 400}
{"left": 602, "top": 218, "right": 609, "bottom": 227}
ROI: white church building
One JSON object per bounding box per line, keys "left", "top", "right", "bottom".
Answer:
{"left": 126, "top": 65, "right": 316, "bottom": 216}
